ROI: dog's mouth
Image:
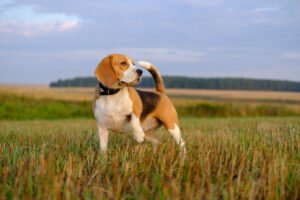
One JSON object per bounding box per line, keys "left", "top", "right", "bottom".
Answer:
{"left": 121, "top": 76, "right": 142, "bottom": 87}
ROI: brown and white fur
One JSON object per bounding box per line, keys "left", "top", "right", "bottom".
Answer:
{"left": 93, "top": 54, "right": 186, "bottom": 153}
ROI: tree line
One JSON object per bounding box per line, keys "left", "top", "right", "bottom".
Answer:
{"left": 49, "top": 76, "right": 300, "bottom": 92}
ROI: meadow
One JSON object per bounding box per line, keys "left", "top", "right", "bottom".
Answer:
{"left": 1, "top": 85, "right": 300, "bottom": 120}
{"left": 0, "top": 85, "right": 299, "bottom": 199}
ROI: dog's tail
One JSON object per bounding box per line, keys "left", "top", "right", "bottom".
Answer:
{"left": 138, "top": 61, "right": 166, "bottom": 94}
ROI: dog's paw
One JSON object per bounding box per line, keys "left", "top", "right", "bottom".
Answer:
{"left": 134, "top": 133, "right": 145, "bottom": 143}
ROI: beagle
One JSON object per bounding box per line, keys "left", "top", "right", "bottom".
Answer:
{"left": 93, "top": 54, "right": 186, "bottom": 153}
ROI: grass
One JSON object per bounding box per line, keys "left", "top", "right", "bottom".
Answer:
{"left": 176, "top": 101, "right": 299, "bottom": 117}
{"left": 0, "top": 93, "right": 92, "bottom": 120}
{"left": 0, "top": 92, "right": 299, "bottom": 120}
{"left": 0, "top": 117, "right": 299, "bottom": 199}
{"left": 0, "top": 85, "right": 299, "bottom": 199}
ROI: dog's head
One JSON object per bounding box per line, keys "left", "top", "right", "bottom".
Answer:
{"left": 95, "top": 54, "right": 143, "bottom": 88}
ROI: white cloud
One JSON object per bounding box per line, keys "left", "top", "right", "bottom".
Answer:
{"left": 0, "top": 21, "right": 79, "bottom": 36}
{"left": 56, "top": 21, "right": 78, "bottom": 31}
{"left": 0, "top": 1, "right": 81, "bottom": 36}
{"left": 282, "top": 53, "right": 300, "bottom": 59}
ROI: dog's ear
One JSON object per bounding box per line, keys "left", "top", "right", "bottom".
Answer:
{"left": 95, "top": 55, "right": 118, "bottom": 87}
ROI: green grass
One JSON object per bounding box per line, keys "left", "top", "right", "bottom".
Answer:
{"left": 0, "top": 90, "right": 299, "bottom": 199}
{"left": 0, "top": 93, "right": 299, "bottom": 120}
{"left": 0, "top": 117, "right": 299, "bottom": 199}
{"left": 0, "top": 93, "right": 92, "bottom": 120}
{"left": 177, "top": 102, "right": 299, "bottom": 117}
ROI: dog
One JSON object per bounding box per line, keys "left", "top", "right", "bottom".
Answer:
{"left": 93, "top": 54, "right": 186, "bottom": 153}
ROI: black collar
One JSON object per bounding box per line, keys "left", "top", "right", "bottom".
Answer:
{"left": 98, "top": 82, "right": 120, "bottom": 95}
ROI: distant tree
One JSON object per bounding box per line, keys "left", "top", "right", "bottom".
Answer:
{"left": 49, "top": 76, "right": 300, "bottom": 92}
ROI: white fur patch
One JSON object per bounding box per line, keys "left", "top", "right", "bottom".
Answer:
{"left": 97, "top": 126, "right": 108, "bottom": 152}
{"left": 168, "top": 124, "right": 186, "bottom": 150}
{"left": 138, "top": 61, "right": 152, "bottom": 70}
{"left": 131, "top": 114, "right": 145, "bottom": 143}
{"left": 122, "top": 58, "right": 139, "bottom": 83}
{"left": 94, "top": 88, "right": 133, "bottom": 133}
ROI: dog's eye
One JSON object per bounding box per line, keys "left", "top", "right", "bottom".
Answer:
{"left": 120, "top": 62, "right": 127, "bottom": 66}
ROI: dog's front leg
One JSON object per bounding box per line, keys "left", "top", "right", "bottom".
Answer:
{"left": 97, "top": 125, "right": 109, "bottom": 152}
{"left": 130, "top": 114, "right": 145, "bottom": 143}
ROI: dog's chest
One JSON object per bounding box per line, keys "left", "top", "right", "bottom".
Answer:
{"left": 94, "top": 89, "right": 132, "bottom": 132}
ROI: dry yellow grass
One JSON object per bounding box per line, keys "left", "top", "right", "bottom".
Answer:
{"left": 1, "top": 84, "right": 300, "bottom": 103}
{"left": 163, "top": 88, "right": 300, "bottom": 103}
{"left": 0, "top": 84, "right": 94, "bottom": 101}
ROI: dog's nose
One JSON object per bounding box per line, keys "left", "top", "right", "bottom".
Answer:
{"left": 136, "top": 69, "right": 143, "bottom": 76}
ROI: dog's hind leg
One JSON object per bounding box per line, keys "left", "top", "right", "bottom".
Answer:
{"left": 154, "top": 96, "right": 186, "bottom": 152}
{"left": 167, "top": 123, "right": 186, "bottom": 150}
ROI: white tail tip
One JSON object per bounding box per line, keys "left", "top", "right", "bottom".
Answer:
{"left": 138, "top": 61, "right": 152, "bottom": 70}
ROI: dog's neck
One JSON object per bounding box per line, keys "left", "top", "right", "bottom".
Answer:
{"left": 98, "top": 81, "right": 121, "bottom": 95}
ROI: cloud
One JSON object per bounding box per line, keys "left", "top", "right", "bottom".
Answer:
{"left": 0, "top": 21, "right": 79, "bottom": 36}
{"left": 282, "top": 53, "right": 300, "bottom": 59}
{"left": 112, "top": 47, "right": 206, "bottom": 62}
{"left": 185, "top": 0, "right": 224, "bottom": 7}
{"left": 0, "top": 0, "right": 81, "bottom": 36}
{"left": 0, "top": 47, "right": 206, "bottom": 62}
{"left": 224, "top": 6, "right": 289, "bottom": 25}
{"left": 0, "top": 0, "right": 12, "bottom": 8}
{"left": 252, "top": 7, "right": 282, "bottom": 13}
{"left": 0, "top": 22, "right": 12, "bottom": 33}
{"left": 207, "top": 47, "right": 225, "bottom": 51}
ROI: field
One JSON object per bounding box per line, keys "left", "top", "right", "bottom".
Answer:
{"left": 1, "top": 85, "right": 300, "bottom": 102}
{"left": 0, "top": 85, "right": 299, "bottom": 199}
{"left": 1, "top": 85, "right": 300, "bottom": 119}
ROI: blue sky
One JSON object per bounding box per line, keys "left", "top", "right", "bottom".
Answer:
{"left": 0, "top": 0, "right": 300, "bottom": 84}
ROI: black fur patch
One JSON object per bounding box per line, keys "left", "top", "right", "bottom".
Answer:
{"left": 137, "top": 90, "right": 161, "bottom": 121}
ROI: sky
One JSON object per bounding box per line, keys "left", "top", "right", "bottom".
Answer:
{"left": 0, "top": 0, "right": 300, "bottom": 84}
